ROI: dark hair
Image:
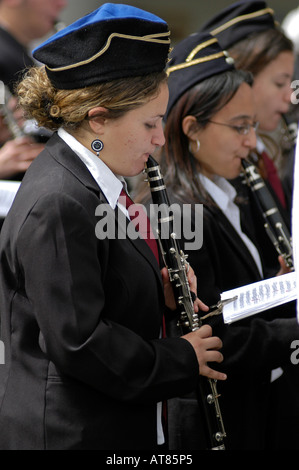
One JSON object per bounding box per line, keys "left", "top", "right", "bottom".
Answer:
{"left": 228, "top": 27, "right": 294, "bottom": 76}
{"left": 161, "top": 69, "right": 253, "bottom": 203}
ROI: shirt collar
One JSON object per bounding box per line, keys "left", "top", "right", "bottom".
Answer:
{"left": 58, "top": 128, "right": 124, "bottom": 209}
{"left": 256, "top": 136, "right": 265, "bottom": 153}
{"left": 198, "top": 173, "right": 237, "bottom": 212}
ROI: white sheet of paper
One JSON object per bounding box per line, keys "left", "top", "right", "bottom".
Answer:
{"left": 0, "top": 180, "right": 20, "bottom": 217}
{"left": 292, "top": 125, "right": 299, "bottom": 323}
{"left": 221, "top": 271, "right": 297, "bottom": 324}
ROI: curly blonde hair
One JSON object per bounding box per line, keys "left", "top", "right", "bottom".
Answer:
{"left": 17, "top": 66, "right": 167, "bottom": 131}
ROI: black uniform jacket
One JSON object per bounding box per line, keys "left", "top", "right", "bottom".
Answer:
{"left": 165, "top": 188, "right": 299, "bottom": 450}
{"left": 0, "top": 134, "right": 199, "bottom": 450}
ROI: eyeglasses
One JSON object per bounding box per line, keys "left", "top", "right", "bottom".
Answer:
{"left": 207, "top": 120, "right": 259, "bottom": 135}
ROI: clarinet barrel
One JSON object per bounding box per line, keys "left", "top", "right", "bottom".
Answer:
{"left": 145, "top": 155, "right": 226, "bottom": 450}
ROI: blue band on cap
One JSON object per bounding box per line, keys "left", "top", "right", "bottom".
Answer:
{"left": 33, "top": 3, "right": 167, "bottom": 54}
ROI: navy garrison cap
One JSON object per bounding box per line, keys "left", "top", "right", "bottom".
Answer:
{"left": 199, "top": 1, "right": 276, "bottom": 50}
{"left": 165, "top": 32, "right": 235, "bottom": 119}
{"left": 32, "top": 3, "right": 170, "bottom": 89}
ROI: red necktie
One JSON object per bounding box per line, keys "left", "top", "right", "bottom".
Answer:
{"left": 261, "top": 151, "right": 286, "bottom": 208}
{"left": 119, "top": 190, "right": 167, "bottom": 429}
{"left": 119, "top": 189, "right": 159, "bottom": 265}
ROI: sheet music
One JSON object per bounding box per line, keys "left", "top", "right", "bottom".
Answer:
{"left": 0, "top": 180, "right": 20, "bottom": 217}
{"left": 221, "top": 271, "right": 297, "bottom": 324}
{"left": 292, "top": 124, "right": 299, "bottom": 322}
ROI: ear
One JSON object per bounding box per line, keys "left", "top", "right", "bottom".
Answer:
{"left": 87, "top": 107, "right": 108, "bottom": 134}
{"left": 182, "top": 115, "right": 198, "bottom": 139}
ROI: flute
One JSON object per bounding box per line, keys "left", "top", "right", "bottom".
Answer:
{"left": 145, "top": 155, "right": 226, "bottom": 450}
{"left": 241, "top": 159, "right": 293, "bottom": 270}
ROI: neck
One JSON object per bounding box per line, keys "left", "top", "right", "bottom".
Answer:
{"left": 67, "top": 127, "right": 98, "bottom": 157}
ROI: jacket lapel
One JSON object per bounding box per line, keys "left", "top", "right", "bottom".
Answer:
{"left": 208, "top": 204, "right": 262, "bottom": 279}
{"left": 46, "top": 134, "right": 162, "bottom": 285}
{"left": 114, "top": 206, "right": 163, "bottom": 284}
{"left": 46, "top": 133, "right": 102, "bottom": 196}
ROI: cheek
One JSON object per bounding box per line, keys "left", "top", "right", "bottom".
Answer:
{"left": 253, "top": 89, "right": 274, "bottom": 121}
{"left": 122, "top": 137, "right": 134, "bottom": 150}
{"left": 254, "top": 81, "right": 282, "bottom": 112}
{"left": 111, "top": 129, "right": 135, "bottom": 152}
{"left": 200, "top": 133, "right": 227, "bottom": 158}
{"left": 254, "top": 93, "right": 281, "bottom": 129}
{"left": 253, "top": 79, "right": 273, "bottom": 104}
{"left": 198, "top": 142, "right": 229, "bottom": 173}
{"left": 253, "top": 86, "right": 267, "bottom": 109}
{"left": 121, "top": 127, "right": 143, "bottom": 151}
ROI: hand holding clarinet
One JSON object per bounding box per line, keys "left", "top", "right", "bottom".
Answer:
{"left": 161, "top": 265, "right": 227, "bottom": 382}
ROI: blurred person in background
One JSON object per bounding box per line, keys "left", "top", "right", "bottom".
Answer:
{"left": 0, "top": 0, "right": 68, "bottom": 93}
{"left": 0, "top": 0, "right": 67, "bottom": 227}
{"left": 199, "top": 0, "right": 295, "bottom": 220}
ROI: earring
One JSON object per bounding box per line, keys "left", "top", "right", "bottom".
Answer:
{"left": 91, "top": 139, "right": 104, "bottom": 156}
{"left": 189, "top": 139, "right": 200, "bottom": 154}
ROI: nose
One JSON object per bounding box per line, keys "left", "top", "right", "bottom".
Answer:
{"left": 243, "top": 126, "right": 257, "bottom": 150}
{"left": 284, "top": 85, "right": 293, "bottom": 104}
{"left": 55, "top": 0, "right": 68, "bottom": 12}
{"left": 152, "top": 123, "right": 165, "bottom": 147}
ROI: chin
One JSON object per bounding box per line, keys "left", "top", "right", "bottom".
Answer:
{"left": 259, "top": 117, "right": 281, "bottom": 133}
{"left": 229, "top": 172, "right": 241, "bottom": 180}
{"left": 229, "top": 162, "right": 243, "bottom": 179}
{"left": 125, "top": 166, "right": 144, "bottom": 178}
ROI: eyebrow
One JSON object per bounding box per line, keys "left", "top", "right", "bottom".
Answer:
{"left": 228, "top": 114, "right": 257, "bottom": 123}
{"left": 146, "top": 114, "right": 165, "bottom": 122}
{"left": 275, "top": 72, "right": 292, "bottom": 79}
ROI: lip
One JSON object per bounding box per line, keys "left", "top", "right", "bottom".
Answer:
{"left": 239, "top": 155, "right": 249, "bottom": 161}
{"left": 277, "top": 109, "right": 290, "bottom": 118}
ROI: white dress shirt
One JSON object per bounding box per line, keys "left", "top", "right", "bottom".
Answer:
{"left": 198, "top": 173, "right": 264, "bottom": 278}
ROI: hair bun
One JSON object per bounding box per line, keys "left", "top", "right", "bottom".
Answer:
{"left": 50, "top": 105, "right": 61, "bottom": 117}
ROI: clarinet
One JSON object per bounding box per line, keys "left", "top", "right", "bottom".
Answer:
{"left": 0, "top": 86, "right": 52, "bottom": 142}
{"left": 241, "top": 159, "right": 293, "bottom": 270}
{"left": 0, "top": 86, "right": 26, "bottom": 139}
{"left": 145, "top": 155, "right": 226, "bottom": 450}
